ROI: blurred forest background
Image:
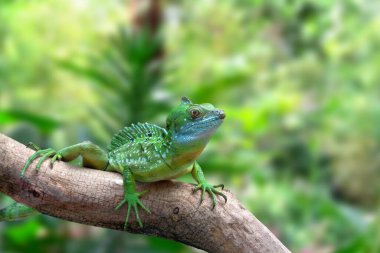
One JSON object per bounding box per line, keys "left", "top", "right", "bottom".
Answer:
{"left": 1, "top": 0, "right": 380, "bottom": 252}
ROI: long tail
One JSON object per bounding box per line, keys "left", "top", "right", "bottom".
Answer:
{"left": 0, "top": 201, "right": 39, "bottom": 221}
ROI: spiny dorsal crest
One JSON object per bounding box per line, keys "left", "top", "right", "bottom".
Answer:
{"left": 107, "top": 122, "right": 168, "bottom": 152}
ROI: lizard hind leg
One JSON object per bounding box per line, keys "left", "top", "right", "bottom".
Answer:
{"left": 114, "top": 167, "right": 150, "bottom": 229}
{"left": 59, "top": 141, "right": 108, "bottom": 170}
{"left": 22, "top": 141, "right": 108, "bottom": 175}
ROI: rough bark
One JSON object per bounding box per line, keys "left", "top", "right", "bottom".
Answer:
{"left": 0, "top": 133, "right": 291, "bottom": 253}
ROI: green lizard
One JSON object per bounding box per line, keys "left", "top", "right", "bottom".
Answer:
{"left": 0, "top": 97, "right": 227, "bottom": 229}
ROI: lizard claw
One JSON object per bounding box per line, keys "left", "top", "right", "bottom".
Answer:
{"left": 213, "top": 184, "right": 224, "bottom": 190}
{"left": 50, "top": 152, "right": 62, "bottom": 167}
{"left": 115, "top": 190, "right": 150, "bottom": 230}
{"left": 21, "top": 148, "right": 62, "bottom": 175}
{"left": 192, "top": 182, "right": 227, "bottom": 208}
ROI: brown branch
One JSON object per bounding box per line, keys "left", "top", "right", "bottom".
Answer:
{"left": 129, "top": 0, "right": 162, "bottom": 34}
{"left": 0, "top": 133, "right": 290, "bottom": 253}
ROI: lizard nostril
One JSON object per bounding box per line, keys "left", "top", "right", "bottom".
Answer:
{"left": 219, "top": 110, "right": 225, "bottom": 119}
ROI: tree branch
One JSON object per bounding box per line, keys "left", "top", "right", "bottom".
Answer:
{"left": 0, "top": 133, "right": 290, "bottom": 253}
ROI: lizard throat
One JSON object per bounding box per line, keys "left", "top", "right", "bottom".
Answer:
{"left": 169, "top": 132, "right": 211, "bottom": 162}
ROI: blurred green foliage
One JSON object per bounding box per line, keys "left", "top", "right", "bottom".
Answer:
{"left": 1, "top": 0, "right": 380, "bottom": 252}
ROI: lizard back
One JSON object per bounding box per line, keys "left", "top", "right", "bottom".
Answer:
{"left": 107, "top": 123, "right": 175, "bottom": 180}
{"left": 107, "top": 122, "right": 168, "bottom": 153}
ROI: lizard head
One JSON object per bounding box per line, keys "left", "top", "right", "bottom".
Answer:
{"left": 166, "top": 97, "right": 225, "bottom": 150}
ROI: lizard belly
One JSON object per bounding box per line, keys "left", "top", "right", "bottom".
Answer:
{"left": 131, "top": 162, "right": 193, "bottom": 182}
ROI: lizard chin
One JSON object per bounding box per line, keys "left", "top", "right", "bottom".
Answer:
{"left": 172, "top": 116, "right": 224, "bottom": 152}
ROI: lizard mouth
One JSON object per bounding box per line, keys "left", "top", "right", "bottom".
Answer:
{"left": 182, "top": 115, "right": 223, "bottom": 131}
{"left": 196, "top": 115, "right": 224, "bottom": 130}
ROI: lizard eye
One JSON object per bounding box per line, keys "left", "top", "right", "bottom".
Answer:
{"left": 190, "top": 109, "right": 201, "bottom": 119}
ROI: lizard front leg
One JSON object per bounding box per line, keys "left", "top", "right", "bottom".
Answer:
{"left": 114, "top": 166, "right": 150, "bottom": 229}
{"left": 191, "top": 162, "right": 227, "bottom": 208}
{"left": 21, "top": 141, "right": 108, "bottom": 175}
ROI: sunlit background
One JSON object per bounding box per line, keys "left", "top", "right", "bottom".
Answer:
{"left": 1, "top": 0, "right": 380, "bottom": 252}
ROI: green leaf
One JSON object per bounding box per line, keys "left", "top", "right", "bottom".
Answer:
{"left": 0, "top": 110, "right": 59, "bottom": 134}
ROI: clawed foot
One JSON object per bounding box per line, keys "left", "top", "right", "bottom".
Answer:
{"left": 21, "top": 143, "right": 62, "bottom": 175}
{"left": 192, "top": 182, "right": 227, "bottom": 209}
{"left": 115, "top": 190, "right": 150, "bottom": 229}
